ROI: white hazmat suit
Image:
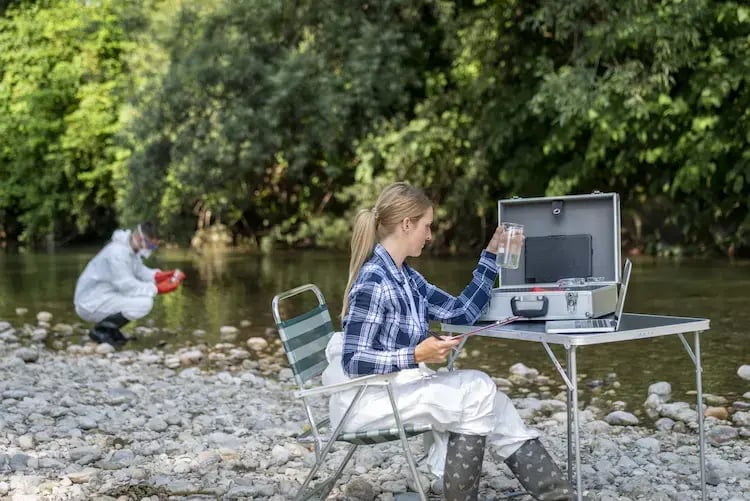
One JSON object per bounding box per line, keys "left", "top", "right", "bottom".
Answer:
{"left": 322, "top": 332, "right": 539, "bottom": 477}
{"left": 74, "top": 229, "right": 158, "bottom": 323}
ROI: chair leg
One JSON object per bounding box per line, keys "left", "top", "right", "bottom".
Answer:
{"left": 295, "top": 444, "right": 358, "bottom": 501}
{"left": 386, "top": 385, "right": 428, "bottom": 501}
{"left": 296, "top": 387, "right": 369, "bottom": 501}
{"left": 319, "top": 444, "right": 358, "bottom": 499}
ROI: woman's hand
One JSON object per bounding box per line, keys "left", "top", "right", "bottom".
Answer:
{"left": 414, "top": 335, "right": 461, "bottom": 363}
{"left": 485, "top": 226, "right": 507, "bottom": 254}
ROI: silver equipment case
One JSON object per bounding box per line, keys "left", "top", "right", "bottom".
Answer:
{"left": 480, "top": 192, "right": 622, "bottom": 321}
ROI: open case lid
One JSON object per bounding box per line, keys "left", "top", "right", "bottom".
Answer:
{"left": 498, "top": 192, "right": 621, "bottom": 287}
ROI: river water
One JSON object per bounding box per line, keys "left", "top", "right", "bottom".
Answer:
{"left": 1, "top": 247, "right": 747, "bottom": 409}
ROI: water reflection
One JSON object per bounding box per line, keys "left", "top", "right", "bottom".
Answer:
{"left": 0, "top": 249, "right": 747, "bottom": 409}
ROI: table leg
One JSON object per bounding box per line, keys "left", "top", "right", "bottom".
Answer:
{"left": 566, "top": 348, "right": 573, "bottom": 487}
{"left": 695, "top": 332, "right": 707, "bottom": 501}
{"left": 542, "top": 342, "right": 581, "bottom": 500}
{"left": 568, "top": 346, "right": 583, "bottom": 501}
{"left": 678, "top": 331, "right": 707, "bottom": 500}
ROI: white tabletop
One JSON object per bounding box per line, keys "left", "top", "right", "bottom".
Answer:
{"left": 441, "top": 313, "right": 710, "bottom": 346}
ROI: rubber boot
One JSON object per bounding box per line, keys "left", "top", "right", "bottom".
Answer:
{"left": 504, "top": 438, "right": 574, "bottom": 500}
{"left": 89, "top": 313, "right": 130, "bottom": 347}
{"left": 443, "top": 432, "right": 486, "bottom": 501}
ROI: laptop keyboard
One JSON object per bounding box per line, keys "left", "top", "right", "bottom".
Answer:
{"left": 575, "top": 319, "right": 611, "bottom": 328}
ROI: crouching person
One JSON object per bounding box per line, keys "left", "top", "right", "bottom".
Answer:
{"left": 74, "top": 222, "right": 185, "bottom": 346}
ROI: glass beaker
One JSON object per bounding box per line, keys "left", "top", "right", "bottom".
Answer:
{"left": 496, "top": 222, "right": 524, "bottom": 269}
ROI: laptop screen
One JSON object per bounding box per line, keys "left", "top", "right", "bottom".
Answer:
{"left": 613, "top": 259, "right": 632, "bottom": 329}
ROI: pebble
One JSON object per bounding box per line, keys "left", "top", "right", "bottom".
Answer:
{"left": 247, "top": 337, "right": 269, "bottom": 351}
{"left": 36, "top": 311, "right": 53, "bottom": 323}
{"left": 704, "top": 406, "right": 729, "bottom": 420}
{"left": 708, "top": 425, "right": 739, "bottom": 445}
{"left": 737, "top": 365, "right": 750, "bottom": 381}
{"left": 732, "top": 411, "right": 750, "bottom": 426}
{"left": 15, "top": 347, "right": 39, "bottom": 363}
{"left": 18, "top": 435, "right": 34, "bottom": 450}
{"left": 219, "top": 325, "right": 239, "bottom": 340}
{"left": 604, "top": 411, "right": 639, "bottom": 426}
{"left": 648, "top": 381, "right": 672, "bottom": 397}
{"left": 1, "top": 321, "right": 749, "bottom": 500}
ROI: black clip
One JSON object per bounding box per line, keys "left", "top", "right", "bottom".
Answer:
{"left": 552, "top": 200, "right": 564, "bottom": 216}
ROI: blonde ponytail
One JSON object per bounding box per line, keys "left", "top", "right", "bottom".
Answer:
{"left": 341, "top": 182, "right": 432, "bottom": 320}
{"left": 341, "top": 209, "right": 378, "bottom": 319}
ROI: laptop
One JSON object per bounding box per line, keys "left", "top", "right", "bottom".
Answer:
{"left": 544, "top": 259, "right": 632, "bottom": 334}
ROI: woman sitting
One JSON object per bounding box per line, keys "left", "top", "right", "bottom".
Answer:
{"left": 323, "top": 182, "right": 576, "bottom": 500}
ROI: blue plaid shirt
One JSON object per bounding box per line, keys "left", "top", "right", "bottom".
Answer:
{"left": 342, "top": 243, "right": 498, "bottom": 376}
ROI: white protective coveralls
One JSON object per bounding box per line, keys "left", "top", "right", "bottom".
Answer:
{"left": 322, "top": 331, "right": 539, "bottom": 476}
{"left": 74, "top": 230, "right": 158, "bottom": 323}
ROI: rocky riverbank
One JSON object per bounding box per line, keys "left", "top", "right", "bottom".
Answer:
{"left": 1, "top": 314, "right": 750, "bottom": 501}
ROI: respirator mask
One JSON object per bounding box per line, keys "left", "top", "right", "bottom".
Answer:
{"left": 136, "top": 225, "right": 158, "bottom": 259}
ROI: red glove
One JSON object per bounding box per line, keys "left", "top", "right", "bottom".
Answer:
{"left": 155, "top": 269, "right": 186, "bottom": 284}
{"left": 155, "top": 270, "right": 176, "bottom": 283}
{"left": 156, "top": 279, "right": 180, "bottom": 294}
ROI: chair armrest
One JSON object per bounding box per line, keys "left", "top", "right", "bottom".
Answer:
{"left": 294, "top": 372, "right": 398, "bottom": 398}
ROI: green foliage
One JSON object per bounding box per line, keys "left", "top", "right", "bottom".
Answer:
{"left": 0, "top": 0, "right": 139, "bottom": 245}
{"left": 3, "top": 0, "right": 750, "bottom": 257}
{"left": 528, "top": 0, "right": 750, "bottom": 255}
{"left": 121, "top": 0, "right": 437, "bottom": 244}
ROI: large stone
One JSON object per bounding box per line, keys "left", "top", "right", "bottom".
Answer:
{"left": 220, "top": 325, "right": 239, "bottom": 340}
{"left": 17, "top": 435, "right": 34, "bottom": 450}
{"left": 703, "top": 393, "right": 729, "bottom": 406}
{"left": 147, "top": 417, "right": 168, "bottom": 432}
{"left": 0, "top": 328, "right": 17, "bottom": 342}
{"left": 732, "top": 411, "right": 750, "bottom": 427}
{"left": 30, "top": 328, "right": 48, "bottom": 342}
{"left": 98, "top": 449, "right": 135, "bottom": 470}
{"left": 654, "top": 417, "right": 675, "bottom": 431}
{"left": 70, "top": 446, "right": 102, "bottom": 464}
{"left": 707, "top": 425, "right": 738, "bottom": 445}
{"left": 738, "top": 365, "right": 750, "bottom": 381}
{"left": 95, "top": 343, "right": 115, "bottom": 354}
{"left": 106, "top": 388, "right": 138, "bottom": 405}
{"left": 604, "top": 411, "right": 639, "bottom": 426}
{"left": 509, "top": 362, "right": 539, "bottom": 379}
{"left": 51, "top": 323, "right": 74, "bottom": 336}
{"left": 635, "top": 437, "right": 660, "bottom": 453}
{"left": 179, "top": 350, "right": 204, "bottom": 366}
{"left": 704, "top": 406, "right": 729, "bottom": 420}
{"left": 270, "top": 444, "right": 290, "bottom": 466}
{"left": 15, "top": 347, "right": 39, "bottom": 363}
{"left": 585, "top": 420, "right": 612, "bottom": 434}
{"left": 36, "top": 311, "right": 53, "bottom": 323}
{"left": 193, "top": 451, "right": 221, "bottom": 472}
{"left": 246, "top": 337, "right": 269, "bottom": 351}
{"left": 67, "top": 468, "right": 98, "bottom": 484}
{"left": 648, "top": 381, "right": 672, "bottom": 397}
{"left": 659, "top": 402, "right": 697, "bottom": 424}
{"left": 10, "top": 453, "right": 30, "bottom": 471}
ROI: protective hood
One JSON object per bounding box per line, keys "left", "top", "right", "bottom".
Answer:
{"left": 111, "top": 229, "right": 132, "bottom": 248}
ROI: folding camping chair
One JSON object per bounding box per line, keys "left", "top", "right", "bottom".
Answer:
{"left": 272, "top": 283, "right": 432, "bottom": 501}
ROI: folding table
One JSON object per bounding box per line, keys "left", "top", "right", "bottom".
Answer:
{"left": 441, "top": 313, "right": 711, "bottom": 501}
